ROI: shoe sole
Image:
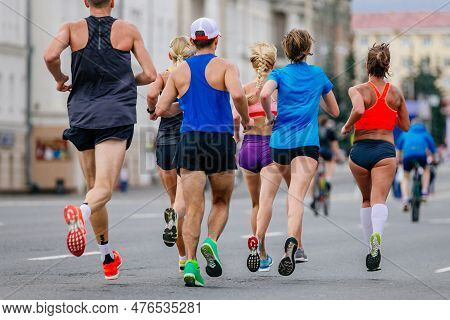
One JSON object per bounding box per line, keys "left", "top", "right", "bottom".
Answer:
{"left": 278, "top": 240, "right": 298, "bottom": 276}
{"left": 104, "top": 259, "right": 122, "bottom": 280}
{"left": 201, "top": 243, "right": 222, "bottom": 277}
{"left": 295, "top": 257, "right": 309, "bottom": 263}
{"left": 64, "top": 205, "right": 86, "bottom": 257}
{"left": 184, "top": 273, "right": 204, "bottom": 287}
{"left": 366, "top": 234, "right": 381, "bottom": 271}
{"left": 162, "top": 208, "right": 177, "bottom": 247}
{"left": 247, "top": 236, "right": 260, "bottom": 272}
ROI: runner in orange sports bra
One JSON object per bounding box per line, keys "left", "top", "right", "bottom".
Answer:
{"left": 342, "top": 43, "right": 410, "bottom": 272}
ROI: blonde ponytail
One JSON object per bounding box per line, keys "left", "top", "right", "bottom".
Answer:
{"left": 169, "top": 36, "right": 196, "bottom": 66}
{"left": 249, "top": 42, "right": 277, "bottom": 89}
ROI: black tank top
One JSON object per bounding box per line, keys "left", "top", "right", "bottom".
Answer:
{"left": 67, "top": 16, "right": 137, "bottom": 129}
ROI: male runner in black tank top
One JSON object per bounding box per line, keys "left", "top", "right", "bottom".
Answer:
{"left": 44, "top": 0, "right": 156, "bottom": 280}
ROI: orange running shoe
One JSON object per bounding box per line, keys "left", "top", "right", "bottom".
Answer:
{"left": 64, "top": 205, "right": 86, "bottom": 257}
{"left": 103, "top": 250, "right": 122, "bottom": 280}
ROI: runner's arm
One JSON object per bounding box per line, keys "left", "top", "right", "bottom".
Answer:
{"left": 225, "top": 63, "right": 251, "bottom": 128}
{"left": 395, "top": 90, "right": 410, "bottom": 132}
{"left": 321, "top": 91, "right": 340, "bottom": 118}
{"left": 130, "top": 25, "right": 157, "bottom": 86}
{"left": 44, "top": 23, "right": 71, "bottom": 92}
{"left": 147, "top": 74, "right": 164, "bottom": 111}
{"left": 342, "top": 87, "right": 365, "bottom": 134}
{"left": 155, "top": 75, "right": 181, "bottom": 117}
{"left": 260, "top": 80, "right": 277, "bottom": 125}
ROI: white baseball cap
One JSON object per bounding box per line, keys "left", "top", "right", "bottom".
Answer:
{"left": 190, "top": 17, "right": 221, "bottom": 40}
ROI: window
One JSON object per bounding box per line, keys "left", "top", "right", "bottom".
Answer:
{"left": 422, "top": 35, "right": 432, "bottom": 46}
{"left": 272, "top": 11, "right": 287, "bottom": 58}
{"left": 444, "top": 34, "right": 450, "bottom": 47}
{"left": 360, "top": 36, "right": 368, "bottom": 46}
{"left": 402, "top": 36, "right": 411, "bottom": 47}
{"left": 444, "top": 57, "right": 450, "bottom": 67}
{"left": 402, "top": 57, "right": 413, "bottom": 68}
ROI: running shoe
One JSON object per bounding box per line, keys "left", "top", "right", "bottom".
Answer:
{"left": 162, "top": 208, "right": 178, "bottom": 247}
{"left": 179, "top": 259, "right": 186, "bottom": 273}
{"left": 200, "top": 238, "right": 222, "bottom": 277}
{"left": 184, "top": 260, "right": 204, "bottom": 287}
{"left": 247, "top": 236, "right": 260, "bottom": 272}
{"left": 278, "top": 237, "right": 298, "bottom": 276}
{"left": 102, "top": 250, "right": 122, "bottom": 280}
{"left": 64, "top": 205, "right": 86, "bottom": 257}
{"left": 402, "top": 202, "right": 410, "bottom": 212}
{"left": 366, "top": 232, "right": 381, "bottom": 272}
{"left": 259, "top": 255, "right": 273, "bottom": 272}
{"left": 294, "top": 247, "right": 309, "bottom": 263}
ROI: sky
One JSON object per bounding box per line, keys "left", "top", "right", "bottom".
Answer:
{"left": 352, "top": 0, "right": 450, "bottom": 12}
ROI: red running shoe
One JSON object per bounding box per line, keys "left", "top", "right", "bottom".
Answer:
{"left": 64, "top": 205, "right": 86, "bottom": 257}
{"left": 246, "top": 236, "right": 260, "bottom": 272}
{"left": 103, "top": 251, "right": 122, "bottom": 280}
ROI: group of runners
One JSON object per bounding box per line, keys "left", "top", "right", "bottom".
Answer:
{"left": 44, "top": 0, "right": 414, "bottom": 287}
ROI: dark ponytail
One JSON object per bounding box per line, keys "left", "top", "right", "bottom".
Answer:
{"left": 367, "top": 43, "right": 391, "bottom": 78}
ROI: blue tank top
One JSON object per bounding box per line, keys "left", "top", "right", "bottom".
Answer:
{"left": 178, "top": 54, "right": 233, "bottom": 134}
{"left": 67, "top": 16, "right": 137, "bottom": 129}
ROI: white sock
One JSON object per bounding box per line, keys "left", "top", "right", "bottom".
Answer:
{"left": 80, "top": 203, "right": 91, "bottom": 222}
{"left": 372, "top": 203, "right": 388, "bottom": 237}
{"left": 179, "top": 255, "right": 186, "bottom": 261}
{"left": 360, "top": 207, "right": 373, "bottom": 248}
{"left": 98, "top": 243, "right": 113, "bottom": 263}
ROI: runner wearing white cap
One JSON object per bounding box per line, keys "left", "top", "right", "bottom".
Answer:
{"left": 154, "top": 17, "right": 252, "bottom": 287}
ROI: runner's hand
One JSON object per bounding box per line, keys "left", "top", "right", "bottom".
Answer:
{"left": 233, "top": 133, "right": 241, "bottom": 144}
{"left": 56, "top": 75, "right": 72, "bottom": 92}
{"left": 242, "top": 118, "right": 254, "bottom": 133}
{"left": 149, "top": 112, "right": 158, "bottom": 121}
{"left": 341, "top": 124, "right": 353, "bottom": 135}
{"left": 266, "top": 114, "right": 275, "bottom": 127}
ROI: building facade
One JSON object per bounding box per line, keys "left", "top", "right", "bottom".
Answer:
{"left": 1, "top": 0, "right": 351, "bottom": 192}
{"left": 0, "top": 0, "right": 29, "bottom": 192}
{"left": 352, "top": 11, "right": 450, "bottom": 102}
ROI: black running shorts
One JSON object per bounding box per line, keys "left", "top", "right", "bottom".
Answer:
{"left": 271, "top": 146, "right": 320, "bottom": 165}
{"left": 176, "top": 131, "right": 237, "bottom": 175}
{"left": 156, "top": 144, "right": 178, "bottom": 171}
{"left": 350, "top": 139, "right": 396, "bottom": 171}
{"left": 63, "top": 125, "right": 134, "bottom": 152}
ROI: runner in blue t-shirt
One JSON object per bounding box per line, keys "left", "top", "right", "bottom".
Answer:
{"left": 260, "top": 29, "right": 340, "bottom": 276}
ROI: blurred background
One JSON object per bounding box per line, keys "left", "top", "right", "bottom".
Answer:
{"left": 0, "top": 0, "right": 449, "bottom": 194}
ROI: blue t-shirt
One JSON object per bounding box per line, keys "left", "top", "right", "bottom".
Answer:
{"left": 268, "top": 62, "right": 333, "bottom": 149}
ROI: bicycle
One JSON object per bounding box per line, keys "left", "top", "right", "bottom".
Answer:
{"left": 311, "top": 158, "right": 330, "bottom": 216}
{"left": 410, "top": 161, "right": 423, "bottom": 223}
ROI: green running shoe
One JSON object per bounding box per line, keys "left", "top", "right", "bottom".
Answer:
{"left": 200, "top": 238, "right": 222, "bottom": 277}
{"left": 183, "top": 260, "right": 204, "bottom": 287}
{"left": 366, "top": 232, "right": 381, "bottom": 272}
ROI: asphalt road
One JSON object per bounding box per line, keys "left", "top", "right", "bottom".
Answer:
{"left": 0, "top": 165, "right": 449, "bottom": 300}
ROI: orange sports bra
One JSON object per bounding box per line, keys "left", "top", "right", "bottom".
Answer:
{"left": 354, "top": 82, "right": 397, "bottom": 131}
{"left": 248, "top": 99, "right": 277, "bottom": 118}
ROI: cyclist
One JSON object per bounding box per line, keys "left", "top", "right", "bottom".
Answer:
{"left": 398, "top": 121, "right": 437, "bottom": 211}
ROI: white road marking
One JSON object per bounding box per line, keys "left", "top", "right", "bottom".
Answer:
{"left": 130, "top": 213, "right": 160, "bottom": 219}
{"left": 28, "top": 251, "right": 100, "bottom": 261}
{"left": 240, "top": 232, "right": 284, "bottom": 239}
{"left": 435, "top": 267, "right": 450, "bottom": 274}
{"left": 428, "top": 218, "right": 450, "bottom": 225}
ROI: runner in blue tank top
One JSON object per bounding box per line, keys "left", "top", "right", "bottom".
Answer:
{"left": 260, "top": 29, "right": 340, "bottom": 276}
{"left": 154, "top": 18, "right": 252, "bottom": 287}
{"left": 44, "top": 0, "right": 156, "bottom": 281}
